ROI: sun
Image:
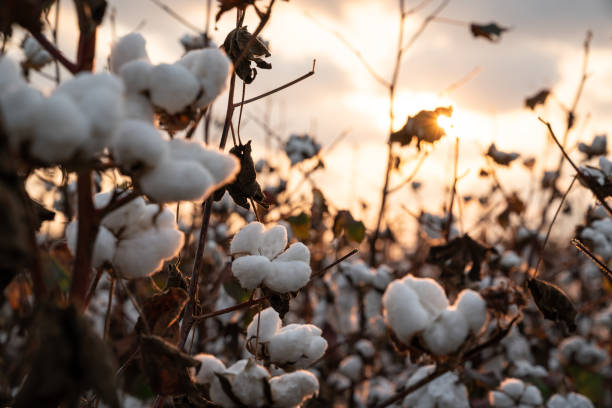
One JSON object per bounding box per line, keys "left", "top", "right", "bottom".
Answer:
{"left": 437, "top": 114, "right": 455, "bottom": 136}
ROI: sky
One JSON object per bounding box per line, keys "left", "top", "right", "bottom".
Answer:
{"left": 13, "top": 0, "right": 612, "bottom": 239}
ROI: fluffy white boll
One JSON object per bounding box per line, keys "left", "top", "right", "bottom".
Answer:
{"left": 119, "top": 59, "right": 153, "bottom": 93}
{"left": 193, "top": 354, "right": 227, "bottom": 385}
{"left": 110, "top": 33, "right": 149, "bottom": 73}
{"left": 149, "top": 63, "right": 199, "bottom": 114}
{"left": 0, "top": 57, "right": 20, "bottom": 93}
{"left": 0, "top": 83, "right": 43, "bottom": 148}
{"left": 267, "top": 324, "right": 327, "bottom": 368}
{"left": 112, "top": 120, "right": 168, "bottom": 170}
{"left": 178, "top": 48, "right": 231, "bottom": 108}
{"left": 65, "top": 222, "right": 117, "bottom": 268}
{"left": 246, "top": 307, "right": 282, "bottom": 343}
{"left": 139, "top": 159, "right": 215, "bottom": 202}
{"left": 269, "top": 370, "right": 319, "bottom": 408}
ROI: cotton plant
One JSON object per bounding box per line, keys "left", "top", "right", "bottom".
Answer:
{"left": 66, "top": 192, "right": 184, "bottom": 279}
{"left": 401, "top": 365, "right": 470, "bottom": 408}
{"left": 284, "top": 133, "right": 322, "bottom": 165}
{"left": 558, "top": 336, "right": 607, "bottom": 367}
{"left": 245, "top": 307, "right": 327, "bottom": 369}
{"left": 546, "top": 393, "right": 594, "bottom": 408}
{"left": 21, "top": 36, "right": 52, "bottom": 69}
{"left": 192, "top": 355, "right": 319, "bottom": 407}
{"left": 382, "top": 274, "right": 487, "bottom": 355}
{"left": 229, "top": 222, "right": 312, "bottom": 293}
{"left": 489, "top": 378, "right": 543, "bottom": 407}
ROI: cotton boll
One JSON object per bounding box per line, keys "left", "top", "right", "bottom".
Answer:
{"left": 65, "top": 222, "right": 117, "bottom": 268}
{"left": 178, "top": 48, "right": 231, "bottom": 107}
{"left": 232, "top": 255, "right": 273, "bottom": 289}
{"left": 269, "top": 370, "right": 319, "bottom": 408}
{"left": 139, "top": 159, "right": 214, "bottom": 202}
{"left": 112, "top": 120, "right": 168, "bottom": 170}
{"left": 259, "top": 225, "right": 288, "bottom": 259}
{"left": 230, "top": 222, "right": 265, "bottom": 256}
{"left": 275, "top": 242, "right": 310, "bottom": 264}
{"left": 113, "top": 228, "right": 183, "bottom": 278}
{"left": 0, "top": 57, "right": 21, "bottom": 93}
{"left": 500, "top": 378, "right": 525, "bottom": 400}
{"left": 338, "top": 355, "right": 363, "bottom": 382}
{"left": 209, "top": 376, "right": 240, "bottom": 408}
{"left": 78, "top": 87, "right": 124, "bottom": 155}
{"left": 110, "top": 33, "right": 149, "bottom": 73}
{"left": 97, "top": 194, "right": 147, "bottom": 235}
{"left": 149, "top": 63, "right": 199, "bottom": 114}
{"left": 547, "top": 393, "right": 594, "bottom": 408}
{"left": 264, "top": 260, "right": 311, "bottom": 293}
{"left": 355, "top": 339, "right": 375, "bottom": 359}
{"left": 246, "top": 307, "right": 282, "bottom": 343}
{"left": 456, "top": 289, "right": 487, "bottom": 333}
{"left": 423, "top": 308, "right": 469, "bottom": 355}
{"left": 490, "top": 391, "right": 515, "bottom": 407}
{"left": 382, "top": 281, "right": 431, "bottom": 343}
{"left": 119, "top": 59, "right": 153, "bottom": 93}
{"left": 403, "top": 275, "right": 449, "bottom": 316}
{"left": 267, "top": 324, "right": 326, "bottom": 368}
{"left": 54, "top": 72, "right": 124, "bottom": 104}
{"left": 167, "top": 138, "right": 239, "bottom": 186}
{"left": 231, "top": 359, "right": 270, "bottom": 406}
{"left": 0, "top": 83, "right": 43, "bottom": 148}
{"left": 29, "top": 94, "right": 89, "bottom": 163}
{"left": 124, "top": 93, "right": 154, "bottom": 122}
{"left": 519, "top": 385, "right": 542, "bottom": 405}
{"left": 193, "top": 353, "right": 226, "bottom": 384}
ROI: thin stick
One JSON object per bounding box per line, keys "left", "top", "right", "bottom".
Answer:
{"left": 571, "top": 238, "right": 612, "bottom": 284}
{"left": 538, "top": 118, "right": 612, "bottom": 217}
{"left": 431, "top": 16, "right": 468, "bottom": 26}
{"left": 148, "top": 0, "right": 201, "bottom": 33}
{"left": 52, "top": 0, "right": 61, "bottom": 83}
{"left": 438, "top": 66, "right": 481, "bottom": 97}
{"left": 194, "top": 296, "right": 268, "bottom": 321}
{"left": 103, "top": 277, "right": 115, "bottom": 341}
{"left": 83, "top": 269, "right": 103, "bottom": 311}
{"left": 237, "top": 80, "right": 246, "bottom": 144}
{"left": 116, "top": 276, "right": 151, "bottom": 334}
{"left": 532, "top": 175, "right": 577, "bottom": 279}
{"left": 308, "top": 248, "right": 359, "bottom": 282}
{"left": 301, "top": 10, "right": 389, "bottom": 87}
{"left": 401, "top": 0, "right": 451, "bottom": 53}
{"left": 116, "top": 347, "right": 140, "bottom": 377}
{"left": 233, "top": 60, "right": 316, "bottom": 108}
{"left": 29, "top": 31, "right": 78, "bottom": 74}
{"left": 445, "top": 136, "right": 460, "bottom": 241}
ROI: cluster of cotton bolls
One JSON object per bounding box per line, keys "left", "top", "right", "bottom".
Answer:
{"left": 579, "top": 156, "right": 612, "bottom": 187}
{"left": 382, "top": 274, "right": 487, "bottom": 355}
{"left": 579, "top": 216, "right": 612, "bottom": 261}
{"left": 402, "top": 365, "right": 470, "bottom": 408}
{"left": 21, "top": 36, "right": 53, "bottom": 69}
{"left": 229, "top": 222, "right": 312, "bottom": 293}
{"left": 0, "top": 57, "right": 124, "bottom": 164}
{"left": 558, "top": 336, "right": 607, "bottom": 367}
{"left": 489, "top": 378, "right": 543, "bottom": 407}
{"left": 66, "top": 191, "right": 184, "bottom": 279}
{"left": 284, "top": 134, "right": 321, "bottom": 165}
{"left": 317, "top": 261, "right": 391, "bottom": 337}
{"left": 192, "top": 355, "right": 319, "bottom": 407}
{"left": 245, "top": 307, "right": 327, "bottom": 368}
{"left": 547, "top": 393, "right": 595, "bottom": 408}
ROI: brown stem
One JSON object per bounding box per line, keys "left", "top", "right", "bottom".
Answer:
{"left": 233, "top": 60, "right": 316, "bottom": 108}
{"left": 29, "top": 31, "right": 78, "bottom": 73}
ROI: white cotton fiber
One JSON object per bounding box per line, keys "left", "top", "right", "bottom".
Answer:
{"left": 179, "top": 48, "right": 231, "bottom": 108}
{"left": 260, "top": 225, "right": 288, "bottom": 259}
{"left": 119, "top": 59, "right": 153, "bottom": 93}
{"left": 456, "top": 289, "right": 487, "bottom": 333}
{"left": 338, "top": 355, "right": 362, "bottom": 382}
{"left": 264, "top": 260, "right": 311, "bottom": 293}
{"left": 97, "top": 194, "right": 147, "bottom": 235}
{"left": 0, "top": 57, "right": 21, "bottom": 93}
{"left": 149, "top": 63, "right": 199, "bottom": 114}
{"left": 246, "top": 307, "right": 281, "bottom": 343}
{"left": 29, "top": 94, "right": 89, "bottom": 163}
{"left": 113, "top": 227, "right": 183, "bottom": 278}
{"left": 231, "top": 255, "right": 273, "bottom": 289}
{"left": 78, "top": 87, "right": 124, "bottom": 155}
{"left": 23, "top": 37, "right": 52, "bottom": 68}
{"left": 489, "top": 391, "right": 515, "bottom": 407}
{"left": 402, "top": 275, "right": 449, "bottom": 316}
{"left": 267, "top": 324, "right": 326, "bottom": 368}
{"left": 124, "top": 93, "right": 154, "bottom": 122}
{"left": 230, "top": 222, "right": 265, "bottom": 255}
{"left": 0, "top": 83, "right": 43, "bottom": 148}
{"left": 423, "top": 308, "right": 469, "bottom": 355}
{"left": 547, "top": 393, "right": 594, "bottom": 408}
{"left": 112, "top": 120, "right": 168, "bottom": 170}
{"left": 275, "top": 242, "right": 310, "bottom": 263}
{"left": 139, "top": 159, "right": 214, "bottom": 202}
{"left": 65, "top": 222, "right": 117, "bottom": 268}
{"left": 193, "top": 354, "right": 226, "bottom": 385}
{"left": 231, "top": 359, "right": 270, "bottom": 406}
{"left": 110, "top": 33, "right": 149, "bottom": 73}
{"left": 54, "top": 72, "right": 124, "bottom": 104}
{"left": 500, "top": 378, "right": 525, "bottom": 400}
{"left": 167, "top": 138, "right": 239, "bottom": 186}
{"left": 520, "top": 385, "right": 543, "bottom": 405}
{"left": 382, "top": 281, "right": 431, "bottom": 343}
{"left": 269, "top": 370, "right": 319, "bottom": 407}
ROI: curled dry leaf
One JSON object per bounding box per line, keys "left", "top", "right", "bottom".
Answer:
{"left": 527, "top": 278, "right": 577, "bottom": 332}
{"left": 427, "top": 234, "right": 492, "bottom": 281}
{"left": 390, "top": 106, "right": 452, "bottom": 149}
{"left": 470, "top": 22, "right": 509, "bottom": 42}
{"left": 525, "top": 89, "right": 550, "bottom": 110}
{"left": 487, "top": 143, "right": 520, "bottom": 166}
{"left": 214, "top": 140, "right": 268, "bottom": 210}
{"left": 140, "top": 334, "right": 202, "bottom": 396}
{"left": 223, "top": 26, "right": 271, "bottom": 83}
{"left": 136, "top": 287, "right": 189, "bottom": 342}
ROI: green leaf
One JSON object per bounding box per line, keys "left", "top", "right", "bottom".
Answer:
{"left": 286, "top": 212, "right": 311, "bottom": 240}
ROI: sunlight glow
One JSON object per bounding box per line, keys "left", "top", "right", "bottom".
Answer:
{"left": 437, "top": 114, "right": 455, "bottom": 137}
